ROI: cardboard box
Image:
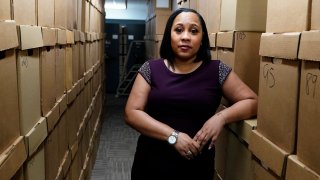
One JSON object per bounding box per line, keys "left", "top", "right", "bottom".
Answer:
{"left": 257, "top": 57, "right": 300, "bottom": 153}
{"left": 42, "top": 27, "right": 57, "bottom": 46}
{"left": 0, "top": 137, "right": 27, "bottom": 180}
{"left": 217, "top": 31, "right": 261, "bottom": 94}
{"left": 249, "top": 130, "right": 289, "bottom": 177}
{"left": 251, "top": 158, "right": 279, "bottom": 180}
{"left": 24, "top": 145, "right": 45, "bottom": 180}
{"left": 18, "top": 25, "right": 43, "bottom": 50}
{"left": 55, "top": 46, "right": 66, "bottom": 101}
{"left": 0, "top": 0, "right": 11, "bottom": 20}
{"left": 147, "top": 0, "right": 172, "bottom": 17}
{"left": 73, "top": 44, "right": 80, "bottom": 84}
{"left": 40, "top": 47, "right": 56, "bottom": 116}
{"left": 38, "top": 0, "right": 54, "bottom": 27}
{"left": 220, "top": 0, "right": 267, "bottom": 31}
{"left": 65, "top": 46, "right": 73, "bottom": 90}
{"left": 297, "top": 30, "right": 320, "bottom": 175}
{"left": 209, "top": 33, "right": 216, "bottom": 48}
{"left": 151, "top": 15, "right": 169, "bottom": 35}
{"left": 77, "top": 0, "right": 83, "bottom": 30}
{"left": 228, "top": 119, "right": 257, "bottom": 145}
{"left": 225, "top": 129, "right": 253, "bottom": 180}
{"left": 11, "top": 167, "right": 24, "bottom": 180}
{"left": 83, "top": 1, "right": 90, "bottom": 32}
{"left": 45, "top": 126, "right": 60, "bottom": 180}
{"left": 0, "top": 48, "right": 20, "bottom": 154}
{"left": 258, "top": 32, "right": 301, "bottom": 153}
{"left": 206, "top": 0, "right": 221, "bottom": 33}
{"left": 45, "top": 103, "right": 60, "bottom": 133}
{"left": 25, "top": 117, "right": 47, "bottom": 156}
{"left": 0, "top": 21, "right": 19, "bottom": 51}
{"left": 16, "top": 49, "right": 42, "bottom": 136}
{"left": 13, "top": 0, "right": 36, "bottom": 25}
{"left": 67, "top": 0, "right": 74, "bottom": 30}
{"left": 259, "top": 32, "right": 301, "bottom": 59}
{"left": 266, "top": 0, "right": 311, "bottom": 33}
{"left": 312, "top": 0, "right": 320, "bottom": 30}
{"left": 79, "top": 41, "right": 85, "bottom": 78}
{"left": 57, "top": 113, "right": 68, "bottom": 166}
{"left": 210, "top": 48, "right": 218, "bottom": 61}
{"left": 55, "top": 0, "right": 67, "bottom": 29}
{"left": 286, "top": 155, "right": 320, "bottom": 180}
{"left": 215, "top": 127, "right": 229, "bottom": 179}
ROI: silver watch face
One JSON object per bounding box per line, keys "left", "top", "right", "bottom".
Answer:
{"left": 168, "top": 135, "right": 177, "bottom": 144}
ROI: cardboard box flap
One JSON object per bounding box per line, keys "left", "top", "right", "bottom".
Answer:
{"left": 42, "top": 27, "right": 56, "bottom": 46}
{"left": 57, "top": 29, "right": 67, "bottom": 45}
{"left": 80, "top": 32, "right": 85, "bottom": 42}
{"left": 85, "top": 32, "right": 90, "bottom": 42}
{"left": 259, "top": 32, "right": 300, "bottom": 59}
{"left": 18, "top": 25, "right": 43, "bottom": 50}
{"left": 45, "top": 103, "right": 60, "bottom": 133}
{"left": 249, "top": 130, "right": 289, "bottom": 177}
{"left": 0, "top": 21, "right": 19, "bottom": 51}
{"left": 66, "top": 30, "right": 74, "bottom": 44}
{"left": 228, "top": 119, "right": 257, "bottom": 145}
{"left": 0, "top": 136, "right": 27, "bottom": 180}
{"left": 286, "top": 155, "right": 320, "bottom": 180}
{"left": 217, "top": 31, "right": 234, "bottom": 48}
{"left": 298, "top": 31, "right": 320, "bottom": 61}
{"left": 209, "top": 33, "right": 217, "bottom": 48}
{"left": 74, "top": 30, "right": 80, "bottom": 42}
{"left": 25, "top": 117, "right": 48, "bottom": 156}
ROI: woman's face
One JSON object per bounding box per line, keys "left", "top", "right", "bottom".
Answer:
{"left": 171, "top": 12, "right": 203, "bottom": 62}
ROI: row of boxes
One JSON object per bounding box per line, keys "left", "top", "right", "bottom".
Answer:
{"left": 0, "top": 0, "right": 105, "bottom": 32}
{"left": 0, "top": 15, "right": 105, "bottom": 180}
{"left": 250, "top": 31, "right": 320, "bottom": 180}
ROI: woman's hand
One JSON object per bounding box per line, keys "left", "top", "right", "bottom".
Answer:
{"left": 193, "top": 113, "right": 226, "bottom": 151}
{"left": 174, "top": 132, "right": 201, "bottom": 160}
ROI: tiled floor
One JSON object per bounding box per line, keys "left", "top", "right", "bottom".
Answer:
{"left": 91, "top": 94, "right": 139, "bottom": 180}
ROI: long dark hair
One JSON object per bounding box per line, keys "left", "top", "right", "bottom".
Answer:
{"left": 159, "top": 8, "right": 211, "bottom": 66}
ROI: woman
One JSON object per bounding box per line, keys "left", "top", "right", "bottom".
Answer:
{"left": 124, "top": 8, "right": 257, "bottom": 180}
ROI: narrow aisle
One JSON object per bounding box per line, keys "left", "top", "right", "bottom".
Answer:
{"left": 91, "top": 94, "right": 139, "bottom": 180}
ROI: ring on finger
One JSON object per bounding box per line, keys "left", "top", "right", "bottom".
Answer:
{"left": 187, "top": 150, "right": 192, "bottom": 156}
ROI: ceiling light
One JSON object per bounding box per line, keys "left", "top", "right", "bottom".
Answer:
{"left": 105, "top": 0, "right": 127, "bottom": 10}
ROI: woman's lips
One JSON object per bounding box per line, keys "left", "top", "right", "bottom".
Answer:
{"left": 179, "top": 45, "right": 191, "bottom": 51}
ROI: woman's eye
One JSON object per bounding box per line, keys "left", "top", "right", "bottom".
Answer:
{"left": 174, "top": 28, "right": 183, "bottom": 33}
{"left": 191, "top": 29, "right": 199, "bottom": 34}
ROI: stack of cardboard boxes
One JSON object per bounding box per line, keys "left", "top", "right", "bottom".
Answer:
{"left": 250, "top": 0, "right": 320, "bottom": 179}
{"left": 0, "top": 0, "right": 106, "bottom": 179}
{"left": 145, "top": 0, "right": 172, "bottom": 59}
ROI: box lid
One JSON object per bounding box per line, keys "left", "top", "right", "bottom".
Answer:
{"left": 57, "top": 29, "right": 67, "bottom": 45}
{"left": 18, "top": 25, "right": 43, "bottom": 50}
{"left": 217, "top": 31, "right": 234, "bottom": 48}
{"left": 80, "top": 32, "right": 86, "bottom": 43}
{"left": 249, "top": 130, "right": 289, "bottom": 177}
{"left": 286, "top": 155, "right": 320, "bottom": 180}
{"left": 298, "top": 30, "right": 320, "bottom": 61}
{"left": 259, "top": 32, "right": 300, "bottom": 59}
{"left": 25, "top": 117, "right": 47, "bottom": 156}
{"left": 42, "top": 27, "right": 56, "bottom": 46}
{"left": 228, "top": 119, "right": 257, "bottom": 145}
{"left": 66, "top": 30, "right": 74, "bottom": 44}
{"left": 0, "top": 21, "right": 19, "bottom": 51}
{"left": 0, "top": 136, "right": 27, "bottom": 180}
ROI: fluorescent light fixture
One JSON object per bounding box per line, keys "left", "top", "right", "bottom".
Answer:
{"left": 105, "top": 0, "right": 127, "bottom": 10}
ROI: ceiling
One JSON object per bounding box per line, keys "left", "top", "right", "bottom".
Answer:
{"left": 105, "top": 0, "right": 148, "bottom": 10}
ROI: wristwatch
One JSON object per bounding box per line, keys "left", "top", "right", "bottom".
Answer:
{"left": 167, "top": 130, "right": 179, "bottom": 145}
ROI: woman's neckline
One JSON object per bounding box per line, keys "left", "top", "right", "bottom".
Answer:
{"left": 162, "top": 59, "right": 204, "bottom": 75}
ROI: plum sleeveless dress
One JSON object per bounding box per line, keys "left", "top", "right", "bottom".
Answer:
{"left": 131, "top": 59, "right": 231, "bottom": 180}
